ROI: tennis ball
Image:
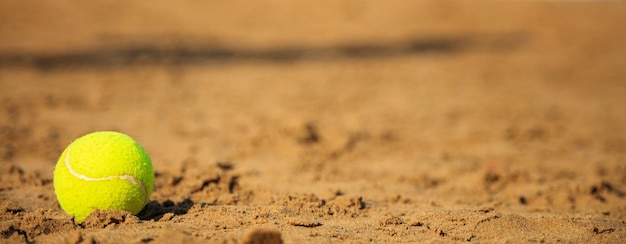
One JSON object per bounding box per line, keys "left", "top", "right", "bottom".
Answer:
{"left": 53, "top": 131, "right": 154, "bottom": 223}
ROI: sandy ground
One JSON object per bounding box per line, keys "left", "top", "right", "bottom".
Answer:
{"left": 1, "top": 0, "right": 626, "bottom": 243}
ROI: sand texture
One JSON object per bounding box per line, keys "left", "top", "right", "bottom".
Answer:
{"left": 1, "top": 0, "right": 626, "bottom": 243}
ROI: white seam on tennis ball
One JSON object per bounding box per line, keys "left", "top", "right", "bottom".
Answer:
{"left": 65, "top": 147, "right": 148, "bottom": 203}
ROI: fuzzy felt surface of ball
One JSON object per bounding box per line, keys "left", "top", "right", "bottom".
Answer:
{"left": 53, "top": 131, "right": 154, "bottom": 223}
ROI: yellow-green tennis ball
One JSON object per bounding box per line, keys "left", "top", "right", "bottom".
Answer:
{"left": 53, "top": 131, "right": 154, "bottom": 223}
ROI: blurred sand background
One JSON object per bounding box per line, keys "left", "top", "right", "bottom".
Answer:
{"left": 1, "top": 0, "right": 626, "bottom": 243}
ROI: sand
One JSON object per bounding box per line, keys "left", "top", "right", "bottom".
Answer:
{"left": 1, "top": 0, "right": 625, "bottom": 243}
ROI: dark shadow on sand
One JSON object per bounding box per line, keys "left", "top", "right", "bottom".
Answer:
{"left": 0, "top": 33, "right": 526, "bottom": 70}
{"left": 137, "top": 199, "right": 203, "bottom": 221}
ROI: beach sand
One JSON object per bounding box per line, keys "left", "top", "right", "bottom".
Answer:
{"left": 1, "top": 0, "right": 625, "bottom": 243}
